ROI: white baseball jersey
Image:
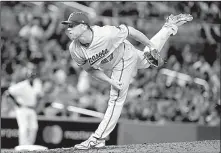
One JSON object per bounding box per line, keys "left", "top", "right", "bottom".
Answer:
{"left": 69, "top": 24, "right": 131, "bottom": 70}
{"left": 8, "top": 79, "right": 42, "bottom": 107}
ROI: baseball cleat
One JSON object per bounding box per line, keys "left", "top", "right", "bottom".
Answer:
{"left": 74, "top": 136, "right": 105, "bottom": 150}
{"left": 166, "top": 13, "right": 193, "bottom": 26}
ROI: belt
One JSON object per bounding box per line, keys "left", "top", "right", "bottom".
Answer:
{"left": 8, "top": 93, "right": 35, "bottom": 109}
{"left": 21, "top": 105, "right": 35, "bottom": 109}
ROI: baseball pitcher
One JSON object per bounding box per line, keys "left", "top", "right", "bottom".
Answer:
{"left": 61, "top": 12, "right": 193, "bottom": 149}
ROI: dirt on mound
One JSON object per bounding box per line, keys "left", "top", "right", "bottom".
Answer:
{"left": 2, "top": 140, "right": 220, "bottom": 153}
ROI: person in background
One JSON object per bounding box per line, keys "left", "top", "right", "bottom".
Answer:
{"left": 3, "top": 69, "right": 43, "bottom": 146}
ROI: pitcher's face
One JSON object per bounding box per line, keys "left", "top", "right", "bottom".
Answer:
{"left": 66, "top": 22, "right": 84, "bottom": 40}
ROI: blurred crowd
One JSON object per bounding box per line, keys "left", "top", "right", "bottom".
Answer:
{"left": 79, "top": 1, "right": 221, "bottom": 23}
{"left": 1, "top": 2, "right": 220, "bottom": 126}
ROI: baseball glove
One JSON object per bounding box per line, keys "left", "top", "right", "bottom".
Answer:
{"left": 143, "top": 48, "right": 167, "bottom": 67}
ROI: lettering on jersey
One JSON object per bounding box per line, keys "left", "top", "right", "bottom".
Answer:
{"left": 101, "top": 53, "right": 114, "bottom": 64}
{"left": 88, "top": 49, "right": 109, "bottom": 65}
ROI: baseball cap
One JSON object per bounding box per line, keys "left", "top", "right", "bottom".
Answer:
{"left": 61, "top": 12, "right": 90, "bottom": 25}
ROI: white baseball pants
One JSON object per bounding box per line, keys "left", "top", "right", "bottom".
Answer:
{"left": 15, "top": 106, "right": 38, "bottom": 145}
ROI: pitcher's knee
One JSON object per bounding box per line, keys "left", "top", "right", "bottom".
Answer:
{"left": 109, "top": 93, "right": 127, "bottom": 106}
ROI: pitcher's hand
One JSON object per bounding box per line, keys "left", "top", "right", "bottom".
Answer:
{"left": 110, "top": 79, "right": 123, "bottom": 90}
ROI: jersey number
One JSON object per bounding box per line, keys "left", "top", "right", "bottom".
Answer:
{"left": 101, "top": 53, "right": 113, "bottom": 64}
